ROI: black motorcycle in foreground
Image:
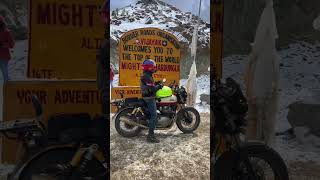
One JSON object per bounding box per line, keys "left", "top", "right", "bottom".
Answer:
{"left": 0, "top": 95, "right": 108, "bottom": 180}
{"left": 211, "top": 77, "right": 289, "bottom": 180}
{"left": 114, "top": 79, "right": 201, "bottom": 137}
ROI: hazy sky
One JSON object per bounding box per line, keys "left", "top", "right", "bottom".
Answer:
{"left": 110, "top": 0, "right": 210, "bottom": 22}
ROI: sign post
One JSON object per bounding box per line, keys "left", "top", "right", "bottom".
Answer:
{"left": 118, "top": 28, "right": 181, "bottom": 86}
{"left": 28, "top": 0, "right": 104, "bottom": 79}
{"left": 2, "top": 80, "right": 101, "bottom": 163}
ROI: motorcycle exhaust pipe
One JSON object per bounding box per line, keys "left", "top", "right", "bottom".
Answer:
{"left": 119, "top": 117, "right": 148, "bottom": 129}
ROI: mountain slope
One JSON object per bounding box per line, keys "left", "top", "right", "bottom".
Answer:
{"left": 110, "top": 0, "right": 210, "bottom": 77}
{"left": 111, "top": 0, "right": 210, "bottom": 47}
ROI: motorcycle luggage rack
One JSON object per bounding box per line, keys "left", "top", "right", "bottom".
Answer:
{"left": 0, "top": 119, "right": 39, "bottom": 140}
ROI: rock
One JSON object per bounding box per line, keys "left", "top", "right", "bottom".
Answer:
{"left": 200, "top": 94, "right": 210, "bottom": 105}
{"left": 287, "top": 101, "right": 320, "bottom": 137}
{"left": 175, "top": 15, "right": 183, "bottom": 19}
{"left": 294, "top": 126, "right": 320, "bottom": 148}
{"left": 145, "top": 17, "right": 153, "bottom": 24}
{"left": 223, "top": 0, "right": 320, "bottom": 55}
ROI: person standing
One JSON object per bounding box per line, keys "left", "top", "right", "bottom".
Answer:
{"left": 140, "top": 59, "right": 163, "bottom": 143}
{"left": 110, "top": 63, "right": 114, "bottom": 87}
{"left": 0, "top": 15, "right": 14, "bottom": 82}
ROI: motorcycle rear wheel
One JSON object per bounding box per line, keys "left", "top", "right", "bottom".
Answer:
{"left": 19, "top": 148, "right": 107, "bottom": 180}
{"left": 213, "top": 142, "right": 289, "bottom": 180}
{"left": 115, "top": 108, "right": 143, "bottom": 137}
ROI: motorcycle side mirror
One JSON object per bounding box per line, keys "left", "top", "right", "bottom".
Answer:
{"left": 120, "top": 91, "right": 124, "bottom": 98}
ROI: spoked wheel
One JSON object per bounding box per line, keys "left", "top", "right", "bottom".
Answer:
{"left": 29, "top": 166, "right": 70, "bottom": 180}
{"left": 214, "top": 142, "right": 289, "bottom": 180}
{"left": 19, "top": 148, "right": 76, "bottom": 180}
{"left": 19, "top": 148, "right": 107, "bottom": 180}
{"left": 176, "top": 107, "right": 201, "bottom": 133}
{"left": 237, "top": 157, "right": 275, "bottom": 180}
{"left": 115, "top": 108, "right": 143, "bottom": 137}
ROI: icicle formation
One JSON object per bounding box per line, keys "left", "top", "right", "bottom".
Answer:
{"left": 186, "top": 60, "right": 197, "bottom": 107}
{"left": 244, "top": 0, "right": 280, "bottom": 146}
{"left": 190, "top": 26, "right": 198, "bottom": 58}
{"left": 186, "top": 0, "right": 201, "bottom": 107}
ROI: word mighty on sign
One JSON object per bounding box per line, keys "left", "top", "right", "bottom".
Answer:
{"left": 37, "top": 2, "right": 101, "bottom": 27}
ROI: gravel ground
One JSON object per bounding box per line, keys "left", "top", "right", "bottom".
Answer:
{"left": 110, "top": 113, "right": 210, "bottom": 180}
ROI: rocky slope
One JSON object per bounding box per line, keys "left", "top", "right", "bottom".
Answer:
{"left": 0, "top": 0, "right": 28, "bottom": 40}
{"left": 110, "top": 0, "right": 210, "bottom": 78}
{"left": 224, "top": 0, "right": 320, "bottom": 55}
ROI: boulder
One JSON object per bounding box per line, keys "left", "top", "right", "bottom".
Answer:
{"left": 287, "top": 100, "right": 320, "bottom": 137}
{"left": 200, "top": 94, "right": 210, "bottom": 105}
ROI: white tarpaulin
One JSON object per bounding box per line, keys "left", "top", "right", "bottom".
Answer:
{"left": 186, "top": 0, "right": 201, "bottom": 107}
{"left": 186, "top": 27, "right": 198, "bottom": 106}
{"left": 244, "top": 0, "right": 280, "bottom": 146}
{"left": 186, "top": 60, "right": 197, "bottom": 107}
{"left": 190, "top": 26, "right": 198, "bottom": 58}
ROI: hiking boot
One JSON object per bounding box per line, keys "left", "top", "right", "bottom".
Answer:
{"left": 147, "top": 135, "right": 160, "bottom": 143}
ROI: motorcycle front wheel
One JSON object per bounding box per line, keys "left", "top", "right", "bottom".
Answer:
{"left": 19, "top": 148, "right": 107, "bottom": 180}
{"left": 176, "top": 107, "right": 201, "bottom": 133}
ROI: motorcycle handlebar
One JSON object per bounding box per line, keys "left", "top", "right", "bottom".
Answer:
{"left": 32, "top": 95, "right": 43, "bottom": 117}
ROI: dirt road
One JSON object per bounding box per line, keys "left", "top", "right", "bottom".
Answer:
{"left": 110, "top": 113, "right": 210, "bottom": 180}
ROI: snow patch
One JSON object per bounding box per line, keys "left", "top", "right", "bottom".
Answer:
{"left": 223, "top": 41, "right": 320, "bottom": 164}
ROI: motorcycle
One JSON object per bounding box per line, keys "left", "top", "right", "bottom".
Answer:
{"left": 211, "top": 77, "right": 289, "bottom": 180}
{"left": 110, "top": 91, "right": 126, "bottom": 113}
{"left": 5, "top": 95, "right": 109, "bottom": 180}
{"left": 114, "top": 79, "right": 201, "bottom": 137}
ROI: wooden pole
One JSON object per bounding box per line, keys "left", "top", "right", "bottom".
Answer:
{"left": 211, "top": 0, "right": 224, "bottom": 81}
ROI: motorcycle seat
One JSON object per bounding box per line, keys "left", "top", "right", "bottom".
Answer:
{"left": 57, "top": 115, "right": 106, "bottom": 144}
{"left": 125, "top": 98, "right": 145, "bottom": 107}
{"left": 47, "top": 113, "right": 92, "bottom": 141}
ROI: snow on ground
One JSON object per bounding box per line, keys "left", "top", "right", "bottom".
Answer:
{"left": 8, "top": 40, "right": 28, "bottom": 80}
{"left": 223, "top": 41, "right": 320, "bottom": 178}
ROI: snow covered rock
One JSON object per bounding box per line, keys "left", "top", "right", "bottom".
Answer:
{"left": 287, "top": 101, "right": 320, "bottom": 137}
{"left": 0, "top": 0, "right": 28, "bottom": 40}
{"left": 200, "top": 94, "right": 210, "bottom": 105}
{"left": 313, "top": 15, "right": 320, "bottom": 31}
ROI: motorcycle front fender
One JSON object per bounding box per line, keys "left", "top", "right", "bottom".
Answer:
{"left": 113, "top": 107, "right": 136, "bottom": 121}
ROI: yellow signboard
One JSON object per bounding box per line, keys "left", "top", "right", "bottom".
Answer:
{"left": 211, "top": 0, "right": 224, "bottom": 80}
{"left": 28, "top": 0, "right": 104, "bottom": 79}
{"left": 110, "top": 86, "right": 141, "bottom": 113}
{"left": 2, "top": 80, "right": 101, "bottom": 163}
{"left": 119, "top": 28, "right": 181, "bottom": 86}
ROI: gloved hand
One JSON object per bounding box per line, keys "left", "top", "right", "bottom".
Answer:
{"left": 155, "top": 83, "right": 163, "bottom": 90}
